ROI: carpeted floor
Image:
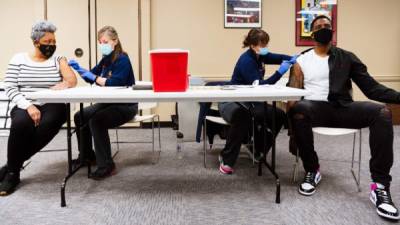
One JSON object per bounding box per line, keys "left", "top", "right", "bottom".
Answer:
{"left": 0, "top": 126, "right": 399, "bottom": 225}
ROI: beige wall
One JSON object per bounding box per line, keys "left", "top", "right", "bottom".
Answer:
{"left": 0, "top": 0, "right": 44, "bottom": 75}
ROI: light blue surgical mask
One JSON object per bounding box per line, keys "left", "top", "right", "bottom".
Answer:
{"left": 258, "top": 47, "right": 269, "bottom": 56}
{"left": 100, "top": 43, "right": 113, "bottom": 56}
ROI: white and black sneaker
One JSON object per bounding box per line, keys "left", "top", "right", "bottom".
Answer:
{"left": 370, "top": 183, "right": 400, "bottom": 220}
{"left": 298, "top": 171, "right": 321, "bottom": 196}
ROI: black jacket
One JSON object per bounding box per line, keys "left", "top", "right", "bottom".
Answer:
{"left": 302, "top": 46, "right": 400, "bottom": 106}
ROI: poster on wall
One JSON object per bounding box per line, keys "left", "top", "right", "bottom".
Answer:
{"left": 296, "top": 0, "right": 338, "bottom": 46}
{"left": 224, "top": 0, "right": 262, "bottom": 28}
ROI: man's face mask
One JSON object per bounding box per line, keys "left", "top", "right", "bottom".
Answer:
{"left": 38, "top": 44, "right": 57, "bottom": 59}
{"left": 313, "top": 28, "right": 333, "bottom": 45}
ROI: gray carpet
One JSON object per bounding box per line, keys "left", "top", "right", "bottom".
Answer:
{"left": 0, "top": 126, "right": 399, "bottom": 225}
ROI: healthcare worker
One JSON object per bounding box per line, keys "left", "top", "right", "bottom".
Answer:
{"left": 218, "top": 28, "right": 297, "bottom": 174}
{"left": 69, "top": 26, "right": 138, "bottom": 180}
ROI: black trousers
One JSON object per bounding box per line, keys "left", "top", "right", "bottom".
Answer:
{"left": 218, "top": 102, "right": 286, "bottom": 167}
{"left": 7, "top": 104, "right": 67, "bottom": 172}
{"left": 290, "top": 100, "right": 393, "bottom": 186}
{"left": 74, "top": 103, "right": 138, "bottom": 168}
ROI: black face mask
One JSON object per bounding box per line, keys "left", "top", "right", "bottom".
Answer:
{"left": 313, "top": 28, "right": 333, "bottom": 45}
{"left": 38, "top": 44, "right": 57, "bottom": 59}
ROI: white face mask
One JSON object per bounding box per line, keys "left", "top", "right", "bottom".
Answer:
{"left": 99, "top": 43, "right": 113, "bottom": 55}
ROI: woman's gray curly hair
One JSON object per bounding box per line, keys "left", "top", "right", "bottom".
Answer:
{"left": 30, "top": 20, "right": 57, "bottom": 42}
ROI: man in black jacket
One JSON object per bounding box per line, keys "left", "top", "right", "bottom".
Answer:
{"left": 288, "top": 15, "right": 400, "bottom": 220}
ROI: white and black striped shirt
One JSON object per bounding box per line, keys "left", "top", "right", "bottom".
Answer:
{"left": 3, "top": 53, "right": 64, "bottom": 109}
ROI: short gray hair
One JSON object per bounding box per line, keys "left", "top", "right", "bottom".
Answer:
{"left": 30, "top": 20, "right": 57, "bottom": 42}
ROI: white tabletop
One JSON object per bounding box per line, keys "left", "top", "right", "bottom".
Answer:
{"left": 25, "top": 85, "right": 309, "bottom": 103}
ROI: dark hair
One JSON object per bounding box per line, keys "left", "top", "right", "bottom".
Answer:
{"left": 310, "top": 15, "right": 332, "bottom": 31}
{"left": 98, "top": 26, "right": 126, "bottom": 63}
{"left": 243, "top": 28, "right": 270, "bottom": 48}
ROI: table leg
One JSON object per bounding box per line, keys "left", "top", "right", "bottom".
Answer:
{"left": 257, "top": 101, "right": 280, "bottom": 204}
{"left": 61, "top": 103, "right": 85, "bottom": 207}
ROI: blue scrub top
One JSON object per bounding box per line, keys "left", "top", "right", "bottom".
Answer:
{"left": 230, "top": 48, "right": 291, "bottom": 85}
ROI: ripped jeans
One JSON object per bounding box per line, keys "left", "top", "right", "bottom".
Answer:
{"left": 289, "top": 100, "right": 394, "bottom": 186}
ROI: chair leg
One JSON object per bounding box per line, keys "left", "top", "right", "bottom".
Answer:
{"left": 351, "top": 130, "right": 362, "bottom": 192}
{"left": 251, "top": 117, "right": 255, "bottom": 165}
{"left": 157, "top": 115, "right": 161, "bottom": 151}
{"left": 151, "top": 118, "right": 155, "bottom": 153}
{"left": 151, "top": 117, "right": 158, "bottom": 164}
{"left": 203, "top": 119, "right": 207, "bottom": 168}
{"left": 115, "top": 129, "right": 120, "bottom": 152}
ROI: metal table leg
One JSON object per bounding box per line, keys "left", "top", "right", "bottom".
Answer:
{"left": 257, "top": 101, "right": 280, "bottom": 204}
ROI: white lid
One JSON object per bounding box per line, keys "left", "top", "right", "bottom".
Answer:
{"left": 149, "top": 49, "right": 189, "bottom": 54}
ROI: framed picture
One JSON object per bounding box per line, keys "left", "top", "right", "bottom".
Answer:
{"left": 295, "top": 0, "right": 338, "bottom": 46}
{"left": 224, "top": 0, "right": 262, "bottom": 28}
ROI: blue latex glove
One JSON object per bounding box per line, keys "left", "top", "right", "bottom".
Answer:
{"left": 68, "top": 59, "right": 96, "bottom": 83}
{"left": 277, "top": 60, "right": 292, "bottom": 75}
{"left": 288, "top": 55, "right": 299, "bottom": 64}
{"left": 80, "top": 71, "right": 97, "bottom": 83}
{"left": 68, "top": 59, "right": 80, "bottom": 70}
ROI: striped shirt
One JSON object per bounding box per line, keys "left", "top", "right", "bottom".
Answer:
{"left": 3, "top": 53, "right": 65, "bottom": 109}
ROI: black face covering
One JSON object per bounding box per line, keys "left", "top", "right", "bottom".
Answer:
{"left": 313, "top": 28, "right": 333, "bottom": 45}
{"left": 38, "top": 44, "right": 57, "bottom": 58}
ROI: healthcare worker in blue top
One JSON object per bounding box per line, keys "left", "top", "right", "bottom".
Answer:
{"left": 218, "top": 28, "right": 297, "bottom": 174}
{"left": 68, "top": 26, "right": 138, "bottom": 180}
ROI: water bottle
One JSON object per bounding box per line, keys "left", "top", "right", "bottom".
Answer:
{"left": 176, "top": 131, "right": 184, "bottom": 159}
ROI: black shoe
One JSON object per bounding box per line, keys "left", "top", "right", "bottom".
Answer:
{"left": 71, "top": 154, "right": 96, "bottom": 170}
{"left": 370, "top": 183, "right": 400, "bottom": 220}
{"left": 0, "top": 172, "right": 20, "bottom": 196}
{"left": 298, "top": 171, "right": 322, "bottom": 196}
{"left": 0, "top": 164, "right": 8, "bottom": 182}
{"left": 89, "top": 163, "right": 116, "bottom": 180}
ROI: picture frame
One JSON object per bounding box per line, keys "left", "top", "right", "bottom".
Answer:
{"left": 224, "top": 0, "right": 262, "bottom": 28}
{"left": 295, "top": 0, "right": 338, "bottom": 46}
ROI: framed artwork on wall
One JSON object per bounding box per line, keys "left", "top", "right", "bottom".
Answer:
{"left": 295, "top": 0, "right": 338, "bottom": 46}
{"left": 224, "top": 0, "right": 262, "bottom": 28}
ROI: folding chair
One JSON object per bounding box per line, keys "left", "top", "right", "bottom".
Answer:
{"left": 292, "top": 127, "right": 362, "bottom": 192}
{"left": 113, "top": 102, "right": 161, "bottom": 163}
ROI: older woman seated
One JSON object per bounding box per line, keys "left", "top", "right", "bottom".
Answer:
{"left": 0, "top": 20, "right": 77, "bottom": 196}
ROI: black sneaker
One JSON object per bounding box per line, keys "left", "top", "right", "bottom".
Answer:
{"left": 0, "top": 164, "right": 8, "bottom": 182}
{"left": 298, "top": 171, "right": 321, "bottom": 196}
{"left": 370, "top": 183, "right": 400, "bottom": 220}
{"left": 89, "top": 163, "right": 116, "bottom": 180}
{"left": 0, "top": 172, "right": 20, "bottom": 196}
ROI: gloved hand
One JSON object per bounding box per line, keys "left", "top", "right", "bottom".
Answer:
{"left": 68, "top": 59, "right": 97, "bottom": 83}
{"left": 288, "top": 55, "right": 299, "bottom": 64}
{"left": 68, "top": 59, "right": 81, "bottom": 71}
{"left": 277, "top": 60, "right": 292, "bottom": 75}
{"left": 80, "top": 71, "right": 97, "bottom": 83}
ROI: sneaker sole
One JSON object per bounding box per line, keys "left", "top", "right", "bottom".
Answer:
{"left": 298, "top": 188, "right": 316, "bottom": 196}
{"left": 219, "top": 166, "right": 233, "bottom": 175}
{"left": 370, "top": 194, "right": 400, "bottom": 221}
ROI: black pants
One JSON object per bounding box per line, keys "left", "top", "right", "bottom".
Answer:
{"left": 7, "top": 104, "right": 67, "bottom": 172}
{"left": 290, "top": 100, "right": 393, "bottom": 186}
{"left": 218, "top": 102, "right": 286, "bottom": 167}
{"left": 74, "top": 103, "right": 138, "bottom": 168}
